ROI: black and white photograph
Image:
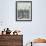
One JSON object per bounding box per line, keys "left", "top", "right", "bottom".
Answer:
{"left": 16, "top": 1, "right": 32, "bottom": 21}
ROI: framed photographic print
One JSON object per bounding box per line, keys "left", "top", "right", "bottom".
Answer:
{"left": 32, "top": 43, "right": 46, "bottom": 46}
{"left": 16, "top": 1, "right": 32, "bottom": 21}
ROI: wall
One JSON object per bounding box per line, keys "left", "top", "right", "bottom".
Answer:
{"left": 0, "top": 0, "right": 46, "bottom": 45}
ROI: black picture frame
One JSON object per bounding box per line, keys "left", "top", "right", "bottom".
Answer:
{"left": 16, "top": 1, "right": 32, "bottom": 21}
{"left": 31, "top": 42, "right": 32, "bottom": 46}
